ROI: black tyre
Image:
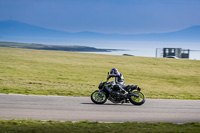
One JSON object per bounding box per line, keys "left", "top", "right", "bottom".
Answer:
{"left": 91, "top": 90, "right": 107, "bottom": 104}
{"left": 129, "top": 91, "right": 145, "bottom": 105}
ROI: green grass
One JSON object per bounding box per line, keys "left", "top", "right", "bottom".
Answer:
{"left": 0, "top": 120, "right": 199, "bottom": 133}
{"left": 0, "top": 47, "right": 200, "bottom": 99}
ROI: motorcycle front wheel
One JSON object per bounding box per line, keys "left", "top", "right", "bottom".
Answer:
{"left": 91, "top": 90, "right": 107, "bottom": 104}
{"left": 129, "top": 91, "right": 145, "bottom": 105}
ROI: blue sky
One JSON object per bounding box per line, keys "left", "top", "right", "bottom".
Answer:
{"left": 0, "top": 0, "right": 200, "bottom": 34}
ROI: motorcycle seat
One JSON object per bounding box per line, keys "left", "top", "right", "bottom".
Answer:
{"left": 123, "top": 85, "right": 138, "bottom": 91}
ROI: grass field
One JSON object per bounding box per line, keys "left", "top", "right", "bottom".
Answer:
{"left": 0, "top": 120, "right": 200, "bottom": 133}
{"left": 0, "top": 47, "right": 200, "bottom": 99}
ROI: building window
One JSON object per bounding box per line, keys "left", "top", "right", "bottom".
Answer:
{"left": 171, "top": 49, "right": 175, "bottom": 53}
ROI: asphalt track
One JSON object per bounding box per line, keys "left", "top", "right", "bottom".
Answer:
{"left": 0, "top": 93, "right": 200, "bottom": 123}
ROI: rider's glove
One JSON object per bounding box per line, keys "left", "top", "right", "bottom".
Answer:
{"left": 107, "top": 74, "right": 115, "bottom": 80}
{"left": 107, "top": 75, "right": 112, "bottom": 80}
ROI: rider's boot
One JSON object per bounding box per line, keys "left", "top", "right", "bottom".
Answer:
{"left": 119, "top": 86, "right": 128, "bottom": 95}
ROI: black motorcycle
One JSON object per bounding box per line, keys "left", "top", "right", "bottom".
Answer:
{"left": 91, "top": 72, "right": 145, "bottom": 105}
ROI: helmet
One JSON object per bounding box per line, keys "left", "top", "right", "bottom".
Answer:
{"left": 110, "top": 68, "right": 118, "bottom": 74}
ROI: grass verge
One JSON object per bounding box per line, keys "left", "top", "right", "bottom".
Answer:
{"left": 0, "top": 47, "right": 200, "bottom": 99}
{"left": 0, "top": 120, "right": 200, "bottom": 133}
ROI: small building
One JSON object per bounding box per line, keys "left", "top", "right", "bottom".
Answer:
{"left": 156, "top": 48, "right": 190, "bottom": 59}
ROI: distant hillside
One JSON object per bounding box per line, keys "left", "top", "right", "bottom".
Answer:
{"left": 0, "top": 20, "right": 200, "bottom": 42}
{"left": 0, "top": 20, "right": 70, "bottom": 37}
{"left": 0, "top": 41, "right": 120, "bottom": 52}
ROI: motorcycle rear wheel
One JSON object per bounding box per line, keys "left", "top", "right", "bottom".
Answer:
{"left": 129, "top": 91, "right": 145, "bottom": 105}
{"left": 91, "top": 90, "right": 107, "bottom": 104}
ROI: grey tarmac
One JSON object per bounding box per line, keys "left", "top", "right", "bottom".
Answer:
{"left": 0, "top": 93, "right": 200, "bottom": 123}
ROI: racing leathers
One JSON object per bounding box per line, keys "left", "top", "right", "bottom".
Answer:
{"left": 107, "top": 72, "right": 128, "bottom": 95}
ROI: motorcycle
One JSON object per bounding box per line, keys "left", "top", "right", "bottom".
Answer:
{"left": 91, "top": 72, "right": 145, "bottom": 105}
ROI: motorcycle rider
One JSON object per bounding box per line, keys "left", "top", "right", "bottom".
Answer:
{"left": 107, "top": 68, "right": 128, "bottom": 94}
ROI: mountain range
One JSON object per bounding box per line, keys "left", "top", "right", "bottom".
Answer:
{"left": 0, "top": 20, "right": 200, "bottom": 43}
